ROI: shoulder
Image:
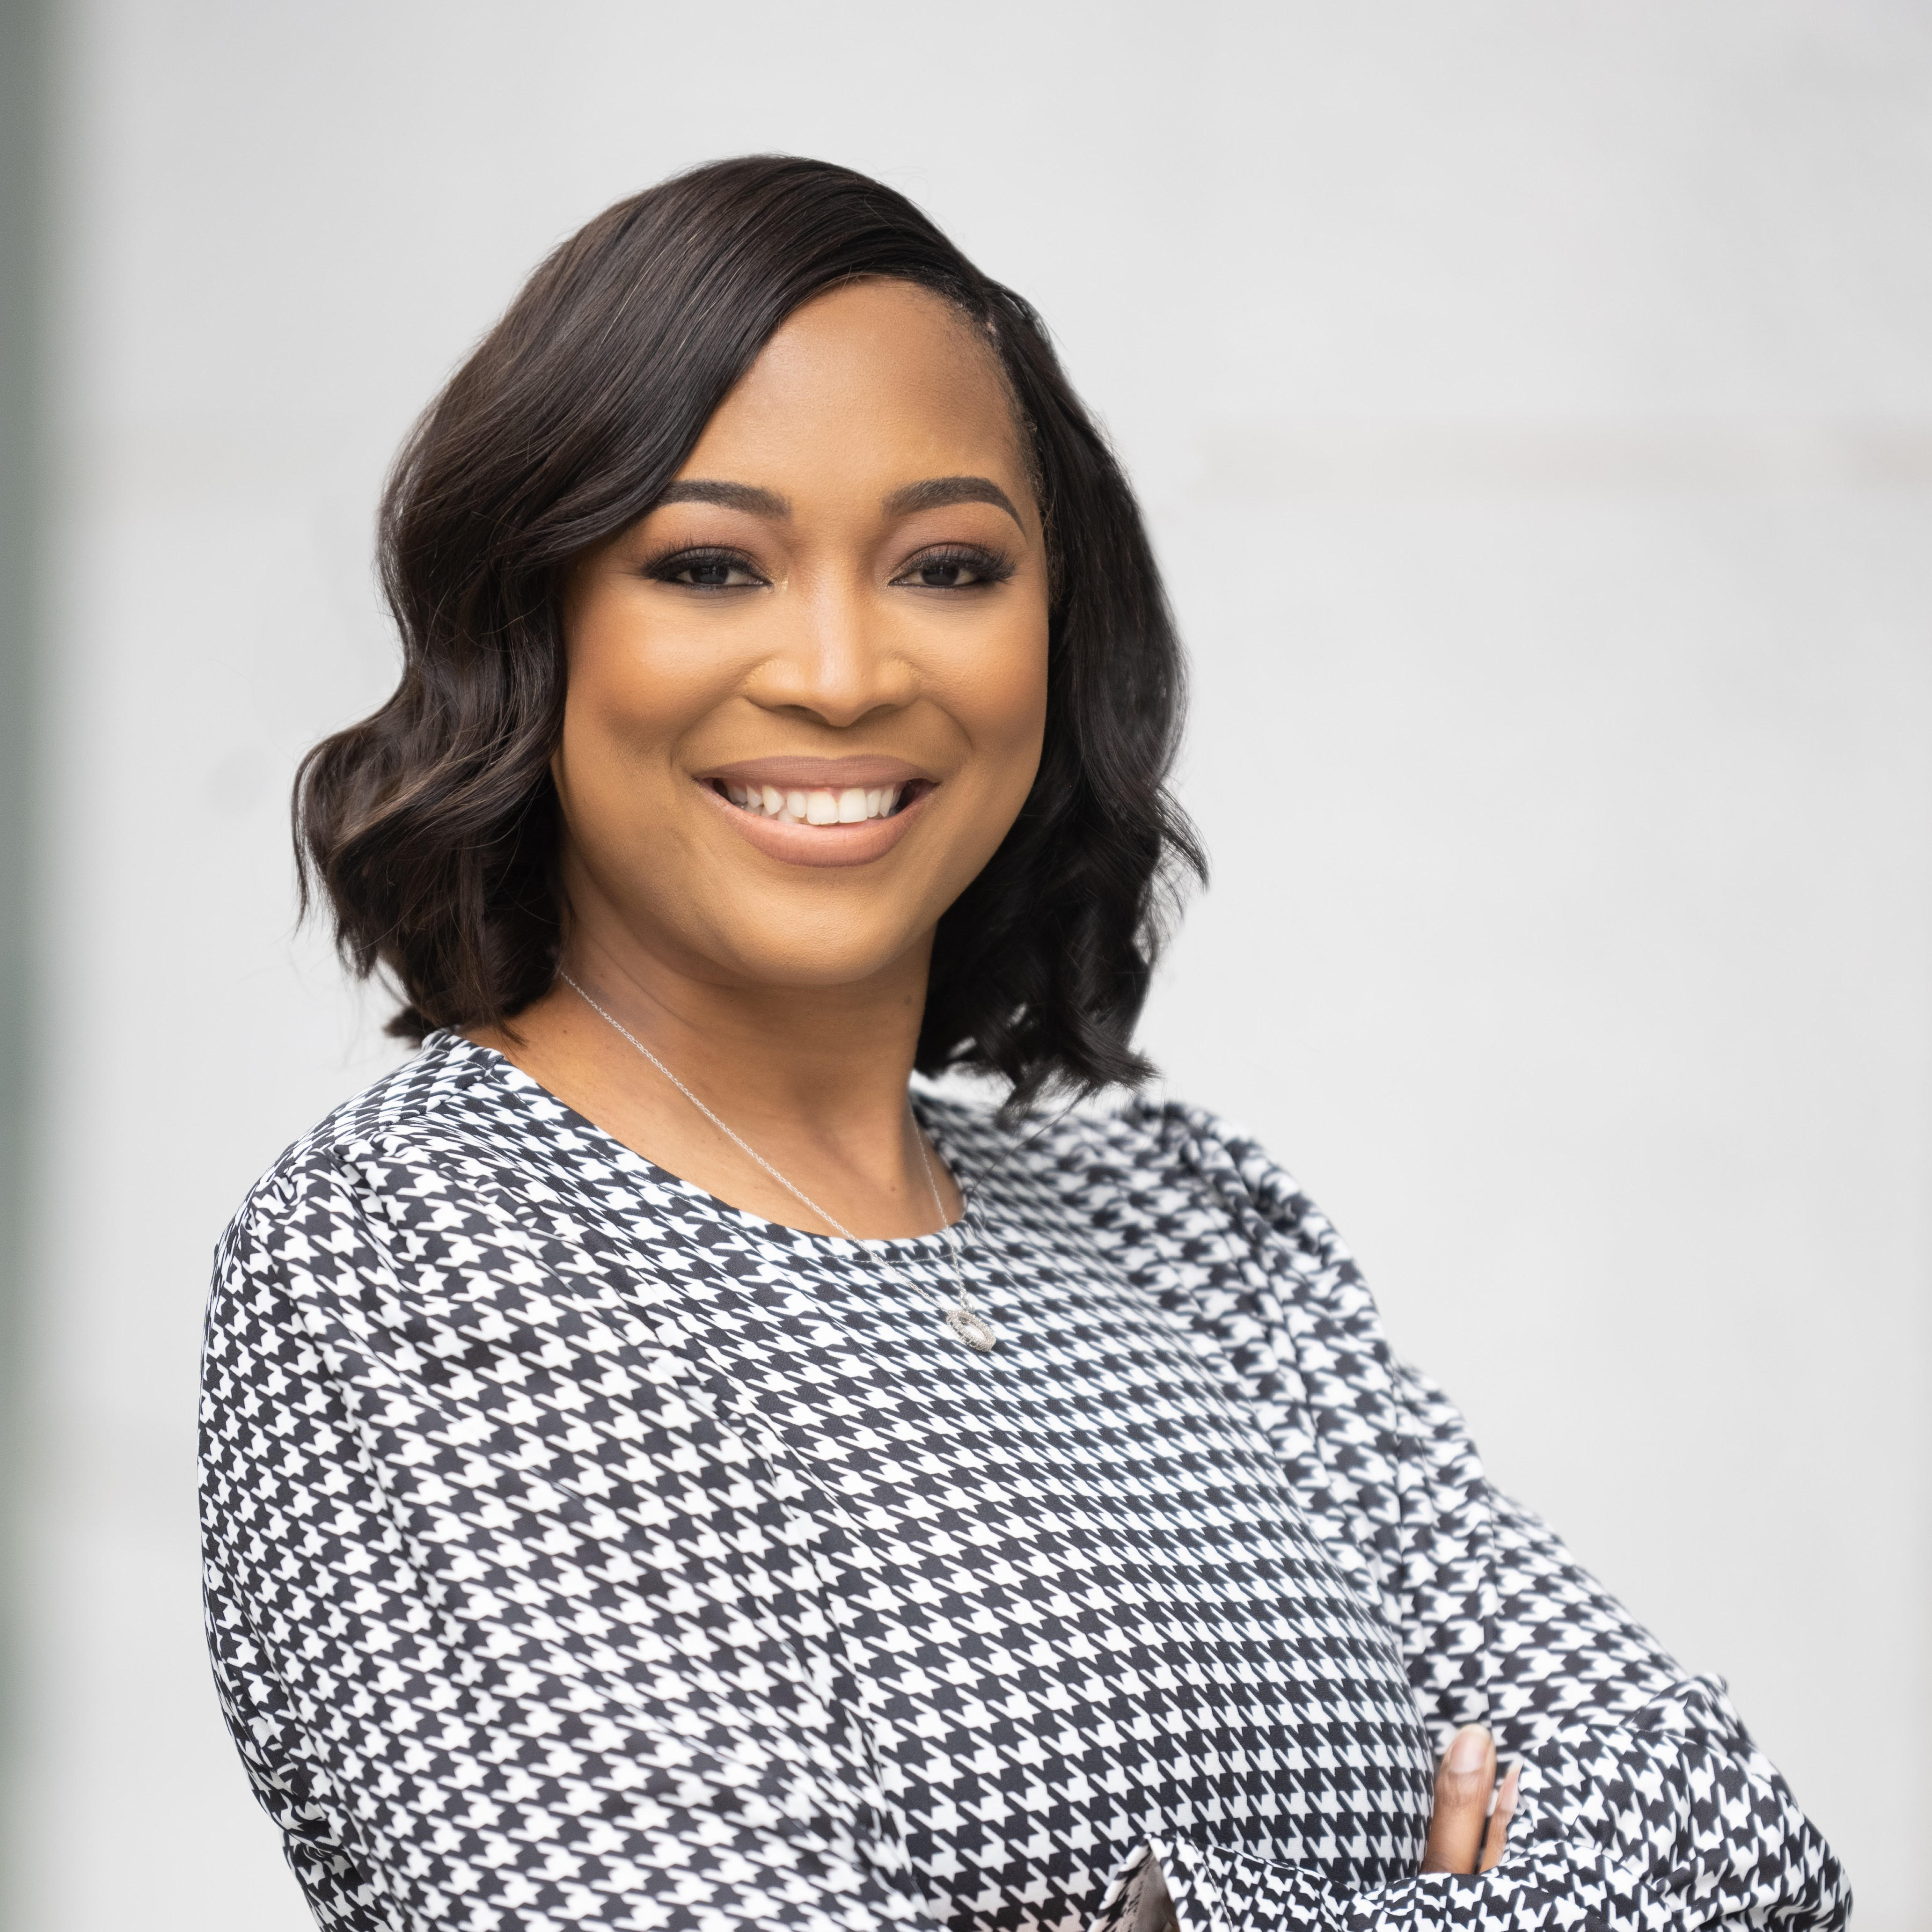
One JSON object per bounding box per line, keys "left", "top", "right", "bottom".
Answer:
{"left": 938, "top": 1090, "right": 1415, "bottom": 1523}
{"left": 206, "top": 1030, "right": 610, "bottom": 1390}
{"left": 921, "top": 1086, "right": 1356, "bottom": 1286}
{"left": 213, "top": 1030, "right": 539, "bottom": 1266}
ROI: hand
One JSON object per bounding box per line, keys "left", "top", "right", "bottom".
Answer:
{"left": 1420, "top": 1724, "right": 1519, "bottom": 1874}
{"left": 1134, "top": 1724, "right": 1516, "bottom": 1931}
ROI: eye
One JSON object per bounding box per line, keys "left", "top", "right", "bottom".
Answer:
{"left": 892, "top": 545, "right": 1015, "bottom": 592}
{"left": 648, "top": 547, "right": 767, "bottom": 590}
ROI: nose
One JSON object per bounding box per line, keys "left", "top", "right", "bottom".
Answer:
{"left": 746, "top": 572, "right": 916, "bottom": 729}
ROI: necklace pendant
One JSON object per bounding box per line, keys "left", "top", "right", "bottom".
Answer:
{"left": 944, "top": 1305, "right": 998, "bottom": 1354}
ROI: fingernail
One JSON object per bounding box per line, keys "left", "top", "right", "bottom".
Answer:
{"left": 1494, "top": 1763, "right": 1520, "bottom": 1815}
{"left": 1446, "top": 1725, "right": 1492, "bottom": 1773}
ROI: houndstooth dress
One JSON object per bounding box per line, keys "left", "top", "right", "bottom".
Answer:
{"left": 200, "top": 1032, "right": 1847, "bottom": 1932}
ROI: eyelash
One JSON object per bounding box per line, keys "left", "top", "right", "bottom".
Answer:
{"left": 642, "top": 543, "right": 1017, "bottom": 592}
{"left": 644, "top": 546, "right": 766, "bottom": 590}
{"left": 893, "top": 544, "right": 1016, "bottom": 590}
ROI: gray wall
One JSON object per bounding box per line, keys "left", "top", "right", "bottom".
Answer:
{"left": 9, "top": 3, "right": 1929, "bottom": 1927}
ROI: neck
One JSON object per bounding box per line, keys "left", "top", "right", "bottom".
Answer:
{"left": 568, "top": 920, "right": 931, "bottom": 1140}
{"left": 472, "top": 908, "right": 959, "bottom": 1237}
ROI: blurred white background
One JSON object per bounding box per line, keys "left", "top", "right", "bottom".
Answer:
{"left": 6, "top": 2, "right": 1929, "bottom": 1927}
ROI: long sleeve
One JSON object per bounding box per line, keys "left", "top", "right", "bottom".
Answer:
{"left": 1101, "top": 1102, "right": 1850, "bottom": 1932}
{"left": 199, "top": 1144, "right": 925, "bottom": 1932}
{"left": 201, "top": 1040, "right": 1850, "bottom": 1932}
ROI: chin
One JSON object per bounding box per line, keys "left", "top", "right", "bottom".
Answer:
{"left": 691, "top": 914, "right": 933, "bottom": 994}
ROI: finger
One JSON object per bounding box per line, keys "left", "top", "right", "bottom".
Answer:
{"left": 1478, "top": 1763, "right": 1520, "bottom": 1872}
{"left": 1420, "top": 1725, "right": 1496, "bottom": 1874}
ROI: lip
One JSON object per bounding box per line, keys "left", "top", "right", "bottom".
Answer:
{"left": 694, "top": 756, "right": 937, "bottom": 870}
{"left": 702, "top": 755, "right": 933, "bottom": 791}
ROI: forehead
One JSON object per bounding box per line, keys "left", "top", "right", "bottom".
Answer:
{"left": 682, "top": 279, "right": 1028, "bottom": 489}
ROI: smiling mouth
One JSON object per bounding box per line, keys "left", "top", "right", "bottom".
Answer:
{"left": 710, "top": 779, "right": 924, "bottom": 826}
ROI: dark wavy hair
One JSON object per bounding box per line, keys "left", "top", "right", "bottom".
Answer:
{"left": 296, "top": 155, "right": 1201, "bottom": 1109}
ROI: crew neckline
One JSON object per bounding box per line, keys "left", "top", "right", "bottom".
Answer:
{"left": 436, "top": 1029, "right": 989, "bottom": 1255}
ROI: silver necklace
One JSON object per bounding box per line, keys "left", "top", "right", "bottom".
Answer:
{"left": 558, "top": 972, "right": 998, "bottom": 1354}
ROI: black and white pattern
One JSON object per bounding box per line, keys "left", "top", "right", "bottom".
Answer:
{"left": 200, "top": 1032, "right": 1847, "bottom": 1932}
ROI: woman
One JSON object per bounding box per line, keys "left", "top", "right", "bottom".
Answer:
{"left": 202, "top": 157, "right": 1845, "bottom": 1932}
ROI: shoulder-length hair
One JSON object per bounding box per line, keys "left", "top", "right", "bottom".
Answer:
{"left": 297, "top": 155, "right": 1201, "bottom": 1110}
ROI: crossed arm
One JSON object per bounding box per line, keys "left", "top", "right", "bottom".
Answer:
{"left": 1110, "top": 1101, "right": 1850, "bottom": 1932}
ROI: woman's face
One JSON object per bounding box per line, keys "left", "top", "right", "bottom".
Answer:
{"left": 556, "top": 278, "right": 1051, "bottom": 995}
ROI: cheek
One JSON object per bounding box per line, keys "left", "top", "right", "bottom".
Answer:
{"left": 953, "top": 610, "right": 1050, "bottom": 784}
{"left": 558, "top": 608, "right": 733, "bottom": 782}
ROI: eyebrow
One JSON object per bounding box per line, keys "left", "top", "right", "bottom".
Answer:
{"left": 883, "top": 475, "right": 1025, "bottom": 528}
{"left": 654, "top": 473, "right": 1026, "bottom": 530}
{"left": 655, "top": 479, "right": 793, "bottom": 519}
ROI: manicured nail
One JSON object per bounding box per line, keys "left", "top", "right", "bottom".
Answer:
{"left": 1494, "top": 1763, "right": 1520, "bottom": 1816}
{"left": 1446, "top": 1725, "right": 1492, "bottom": 1773}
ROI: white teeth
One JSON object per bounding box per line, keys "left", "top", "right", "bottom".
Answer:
{"left": 721, "top": 781, "right": 910, "bottom": 824}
